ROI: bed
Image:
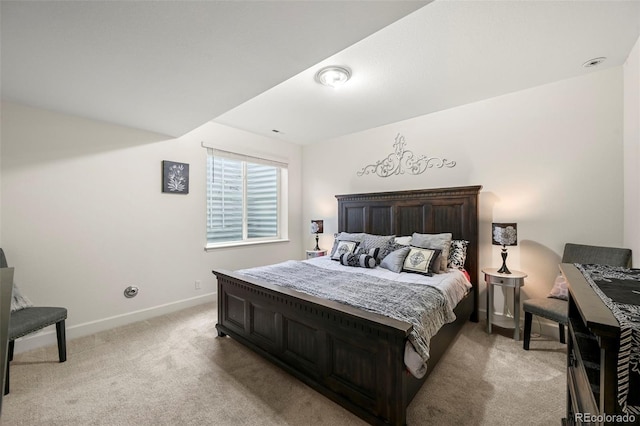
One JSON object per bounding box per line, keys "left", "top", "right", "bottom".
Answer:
{"left": 213, "top": 185, "right": 481, "bottom": 425}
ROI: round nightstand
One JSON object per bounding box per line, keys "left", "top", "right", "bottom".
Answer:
{"left": 482, "top": 267, "right": 527, "bottom": 341}
{"left": 305, "top": 249, "right": 327, "bottom": 259}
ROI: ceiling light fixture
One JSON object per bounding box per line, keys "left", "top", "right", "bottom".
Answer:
{"left": 582, "top": 57, "right": 606, "bottom": 68}
{"left": 315, "top": 66, "right": 351, "bottom": 88}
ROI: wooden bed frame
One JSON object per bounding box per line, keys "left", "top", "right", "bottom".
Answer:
{"left": 213, "top": 185, "right": 481, "bottom": 425}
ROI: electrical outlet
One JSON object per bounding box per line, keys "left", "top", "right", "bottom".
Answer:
{"left": 195, "top": 280, "right": 201, "bottom": 290}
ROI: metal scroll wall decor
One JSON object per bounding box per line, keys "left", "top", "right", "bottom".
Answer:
{"left": 357, "top": 134, "right": 456, "bottom": 178}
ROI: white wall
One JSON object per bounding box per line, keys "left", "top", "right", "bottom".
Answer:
{"left": 624, "top": 36, "right": 640, "bottom": 267}
{"left": 302, "top": 68, "right": 624, "bottom": 331}
{"left": 1, "top": 102, "right": 302, "bottom": 350}
{"left": 1, "top": 63, "right": 629, "bottom": 347}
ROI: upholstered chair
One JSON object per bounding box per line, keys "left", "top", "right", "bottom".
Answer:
{"left": 0, "top": 248, "right": 67, "bottom": 394}
{"left": 522, "top": 243, "right": 632, "bottom": 350}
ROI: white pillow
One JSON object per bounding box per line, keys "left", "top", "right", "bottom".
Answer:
{"left": 394, "top": 236, "right": 412, "bottom": 246}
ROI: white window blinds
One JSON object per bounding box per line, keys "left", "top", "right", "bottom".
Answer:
{"left": 205, "top": 147, "right": 287, "bottom": 245}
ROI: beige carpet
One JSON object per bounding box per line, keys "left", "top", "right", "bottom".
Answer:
{"left": 1, "top": 303, "right": 566, "bottom": 425}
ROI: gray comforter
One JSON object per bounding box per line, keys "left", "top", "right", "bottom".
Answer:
{"left": 237, "top": 260, "right": 456, "bottom": 366}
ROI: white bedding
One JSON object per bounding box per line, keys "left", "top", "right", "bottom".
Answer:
{"left": 304, "top": 256, "right": 471, "bottom": 311}
{"left": 303, "top": 256, "right": 472, "bottom": 378}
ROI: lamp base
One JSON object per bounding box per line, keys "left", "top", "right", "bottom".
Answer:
{"left": 498, "top": 248, "right": 511, "bottom": 274}
{"left": 313, "top": 234, "right": 320, "bottom": 251}
{"left": 497, "top": 264, "right": 512, "bottom": 274}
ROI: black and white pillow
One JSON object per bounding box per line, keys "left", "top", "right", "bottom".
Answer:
{"left": 339, "top": 253, "right": 376, "bottom": 268}
{"left": 330, "top": 232, "right": 365, "bottom": 257}
{"left": 447, "top": 240, "right": 469, "bottom": 270}
{"left": 355, "top": 246, "right": 380, "bottom": 260}
{"left": 330, "top": 240, "right": 359, "bottom": 260}
{"left": 402, "top": 247, "right": 441, "bottom": 276}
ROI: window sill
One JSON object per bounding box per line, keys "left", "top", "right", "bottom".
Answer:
{"left": 205, "top": 238, "right": 290, "bottom": 251}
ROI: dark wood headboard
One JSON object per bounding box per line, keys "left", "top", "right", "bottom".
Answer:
{"left": 335, "top": 185, "right": 482, "bottom": 321}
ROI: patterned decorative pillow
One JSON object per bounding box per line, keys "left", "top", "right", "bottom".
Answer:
{"left": 378, "top": 241, "right": 405, "bottom": 263}
{"left": 447, "top": 240, "right": 469, "bottom": 270}
{"left": 330, "top": 232, "right": 365, "bottom": 257}
{"left": 362, "top": 234, "right": 395, "bottom": 251}
{"left": 403, "top": 247, "right": 441, "bottom": 276}
{"left": 330, "top": 240, "right": 359, "bottom": 260}
{"left": 339, "top": 253, "right": 376, "bottom": 268}
{"left": 548, "top": 274, "right": 569, "bottom": 300}
{"left": 355, "top": 246, "right": 380, "bottom": 260}
{"left": 411, "top": 233, "right": 453, "bottom": 273}
{"left": 379, "top": 246, "right": 411, "bottom": 273}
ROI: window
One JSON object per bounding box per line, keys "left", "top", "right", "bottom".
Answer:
{"left": 206, "top": 149, "right": 287, "bottom": 247}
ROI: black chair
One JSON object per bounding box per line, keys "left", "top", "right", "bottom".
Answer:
{"left": 523, "top": 243, "right": 631, "bottom": 350}
{"left": 0, "top": 249, "right": 67, "bottom": 394}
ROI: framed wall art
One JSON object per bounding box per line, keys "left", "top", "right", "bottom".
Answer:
{"left": 162, "top": 161, "right": 189, "bottom": 194}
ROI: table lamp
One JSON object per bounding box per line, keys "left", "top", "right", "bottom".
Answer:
{"left": 492, "top": 222, "right": 518, "bottom": 274}
{"left": 310, "top": 220, "right": 324, "bottom": 251}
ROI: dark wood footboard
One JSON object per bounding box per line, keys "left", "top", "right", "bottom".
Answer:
{"left": 215, "top": 269, "right": 411, "bottom": 425}
{"left": 214, "top": 268, "right": 474, "bottom": 425}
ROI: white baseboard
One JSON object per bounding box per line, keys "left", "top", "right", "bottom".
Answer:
{"left": 18, "top": 297, "right": 563, "bottom": 354}
{"left": 12, "top": 292, "right": 216, "bottom": 354}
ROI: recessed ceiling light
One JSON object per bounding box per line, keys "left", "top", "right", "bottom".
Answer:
{"left": 582, "top": 57, "right": 606, "bottom": 68}
{"left": 315, "top": 66, "right": 351, "bottom": 88}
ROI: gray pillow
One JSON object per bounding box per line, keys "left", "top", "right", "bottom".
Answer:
{"left": 378, "top": 241, "right": 404, "bottom": 263}
{"left": 336, "top": 232, "right": 365, "bottom": 241}
{"left": 379, "top": 246, "right": 411, "bottom": 273}
{"left": 359, "top": 234, "right": 395, "bottom": 263}
{"left": 362, "top": 234, "right": 395, "bottom": 251}
{"left": 411, "top": 232, "right": 453, "bottom": 272}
